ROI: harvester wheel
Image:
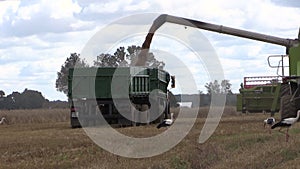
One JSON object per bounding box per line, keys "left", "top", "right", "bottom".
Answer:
{"left": 280, "top": 83, "right": 290, "bottom": 97}
{"left": 280, "top": 95, "right": 296, "bottom": 120}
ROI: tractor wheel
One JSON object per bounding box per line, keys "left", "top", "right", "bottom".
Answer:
{"left": 280, "top": 95, "right": 296, "bottom": 120}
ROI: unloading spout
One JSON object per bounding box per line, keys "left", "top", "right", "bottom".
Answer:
{"left": 137, "top": 14, "right": 299, "bottom": 66}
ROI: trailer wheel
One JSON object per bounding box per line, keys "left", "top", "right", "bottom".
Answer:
{"left": 280, "top": 95, "right": 296, "bottom": 120}
{"left": 165, "top": 101, "right": 170, "bottom": 119}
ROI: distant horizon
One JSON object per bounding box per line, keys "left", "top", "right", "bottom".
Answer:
{"left": 1, "top": 87, "right": 240, "bottom": 103}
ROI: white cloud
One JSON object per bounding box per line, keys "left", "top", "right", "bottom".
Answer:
{"left": 82, "top": 0, "right": 151, "bottom": 14}
{"left": 14, "top": 0, "right": 81, "bottom": 20}
{"left": 124, "top": 1, "right": 150, "bottom": 11}
{"left": 15, "top": 3, "right": 39, "bottom": 21}
{"left": 0, "top": 0, "right": 19, "bottom": 24}
{"left": 47, "top": 0, "right": 81, "bottom": 19}
{"left": 0, "top": 63, "right": 21, "bottom": 80}
{"left": 244, "top": 1, "right": 300, "bottom": 32}
{"left": 83, "top": 1, "right": 132, "bottom": 14}
{"left": 0, "top": 0, "right": 90, "bottom": 37}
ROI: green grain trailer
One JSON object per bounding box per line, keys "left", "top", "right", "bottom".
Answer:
{"left": 68, "top": 67, "right": 172, "bottom": 128}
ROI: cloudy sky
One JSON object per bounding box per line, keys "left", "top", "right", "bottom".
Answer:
{"left": 0, "top": 0, "right": 299, "bottom": 101}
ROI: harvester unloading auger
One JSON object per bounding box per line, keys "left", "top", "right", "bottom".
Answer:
{"left": 138, "top": 14, "right": 300, "bottom": 119}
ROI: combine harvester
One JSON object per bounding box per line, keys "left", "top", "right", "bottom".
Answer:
{"left": 138, "top": 14, "right": 300, "bottom": 119}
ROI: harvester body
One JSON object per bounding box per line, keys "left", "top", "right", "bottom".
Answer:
{"left": 141, "top": 14, "right": 300, "bottom": 118}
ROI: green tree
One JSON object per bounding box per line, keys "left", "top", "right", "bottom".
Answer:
{"left": 127, "top": 45, "right": 165, "bottom": 68}
{"left": 205, "top": 80, "right": 232, "bottom": 94}
{"left": 0, "top": 90, "right": 5, "bottom": 97}
{"left": 56, "top": 53, "right": 88, "bottom": 95}
{"left": 94, "top": 46, "right": 128, "bottom": 67}
{"left": 20, "top": 89, "right": 46, "bottom": 109}
{"left": 221, "top": 80, "right": 232, "bottom": 94}
{"left": 94, "top": 45, "right": 165, "bottom": 69}
{"left": 4, "top": 92, "right": 21, "bottom": 109}
{"left": 205, "top": 80, "right": 220, "bottom": 94}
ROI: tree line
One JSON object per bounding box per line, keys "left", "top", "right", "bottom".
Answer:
{"left": 0, "top": 89, "right": 67, "bottom": 110}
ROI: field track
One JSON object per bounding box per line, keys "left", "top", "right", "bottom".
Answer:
{"left": 0, "top": 108, "right": 300, "bottom": 169}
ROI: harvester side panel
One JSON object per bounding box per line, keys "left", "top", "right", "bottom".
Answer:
{"left": 289, "top": 45, "right": 300, "bottom": 76}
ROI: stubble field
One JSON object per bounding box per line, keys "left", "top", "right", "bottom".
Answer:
{"left": 0, "top": 107, "right": 300, "bottom": 169}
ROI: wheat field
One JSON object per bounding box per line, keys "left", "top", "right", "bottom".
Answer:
{"left": 0, "top": 107, "right": 300, "bottom": 169}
